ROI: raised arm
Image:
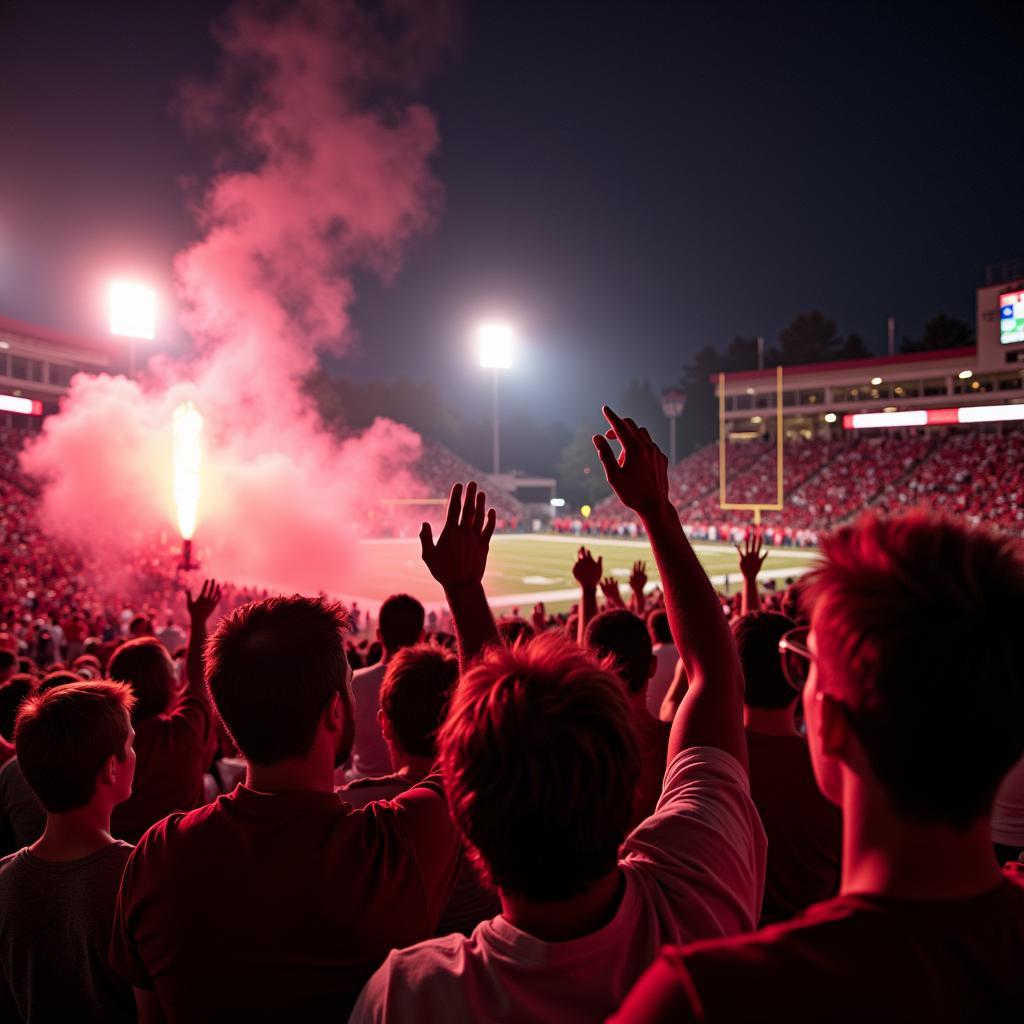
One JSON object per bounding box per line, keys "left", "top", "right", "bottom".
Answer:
{"left": 185, "top": 579, "right": 222, "bottom": 696}
{"left": 572, "top": 547, "right": 603, "bottom": 646}
{"left": 629, "top": 560, "right": 648, "bottom": 616}
{"left": 736, "top": 529, "right": 767, "bottom": 615}
{"left": 594, "top": 406, "right": 747, "bottom": 770}
{"left": 420, "top": 482, "right": 498, "bottom": 673}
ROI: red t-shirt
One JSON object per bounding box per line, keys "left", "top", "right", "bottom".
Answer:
{"left": 111, "top": 692, "right": 212, "bottom": 844}
{"left": 744, "top": 729, "right": 841, "bottom": 923}
{"left": 609, "top": 865, "right": 1024, "bottom": 1023}
{"left": 109, "top": 779, "right": 460, "bottom": 1021}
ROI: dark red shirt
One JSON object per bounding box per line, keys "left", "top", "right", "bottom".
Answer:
{"left": 109, "top": 779, "right": 460, "bottom": 1022}
{"left": 633, "top": 708, "right": 671, "bottom": 826}
{"left": 111, "top": 692, "right": 212, "bottom": 844}
{"left": 610, "top": 865, "right": 1024, "bottom": 1023}
{"left": 744, "top": 729, "right": 841, "bottom": 923}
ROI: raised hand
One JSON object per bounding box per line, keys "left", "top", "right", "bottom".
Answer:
{"left": 420, "top": 482, "right": 497, "bottom": 592}
{"left": 600, "top": 577, "right": 625, "bottom": 608}
{"left": 629, "top": 559, "right": 647, "bottom": 593}
{"left": 186, "top": 579, "right": 222, "bottom": 625}
{"left": 592, "top": 406, "right": 670, "bottom": 520}
{"left": 736, "top": 529, "right": 768, "bottom": 580}
{"left": 572, "top": 547, "right": 603, "bottom": 590}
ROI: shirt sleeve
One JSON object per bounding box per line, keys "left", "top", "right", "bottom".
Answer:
{"left": 165, "top": 691, "right": 213, "bottom": 757}
{"left": 108, "top": 842, "right": 156, "bottom": 990}
{"left": 621, "top": 746, "right": 767, "bottom": 939}
{"left": 380, "top": 775, "right": 462, "bottom": 926}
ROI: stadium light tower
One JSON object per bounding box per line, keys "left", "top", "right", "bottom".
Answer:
{"left": 478, "top": 322, "right": 514, "bottom": 475}
{"left": 660, "top": 388, "right": 686, "bottom": 465}
{"left": 109, "top": 280, "right": 156, "bottom": 377}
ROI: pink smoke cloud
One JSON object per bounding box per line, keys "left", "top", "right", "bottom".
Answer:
{"left": 22, "top": 0, "right": 458, "bottom": 596}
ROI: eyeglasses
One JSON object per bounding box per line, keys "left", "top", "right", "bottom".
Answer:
{"left": 778, "top": 626, "right": 813, "bottom": 691}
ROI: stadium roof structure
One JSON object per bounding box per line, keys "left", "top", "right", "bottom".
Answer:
{"left": 0, "top": 313, "right": 111, "bottom": 353}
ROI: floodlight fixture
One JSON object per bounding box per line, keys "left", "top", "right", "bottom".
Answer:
{"left": 870, "top": 376, "right": 883, "bottom": 386}
{"left": 958, "top": 369, "right": 973, "bottom": 380}
{"left": 109, "top": 281, "right": 156, "bottom": 340}
{"left": 478, "top": 323, "right": 514, "bottom": 369}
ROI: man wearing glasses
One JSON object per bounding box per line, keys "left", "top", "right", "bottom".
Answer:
{"left": 613, "top": 512, "right": 1024, "bottom": 1023}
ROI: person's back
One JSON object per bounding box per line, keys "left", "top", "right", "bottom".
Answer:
{"left": 645, "top": 611, "right": 678, "bottom": 718}
{"left": 735, "top": 611, "right": 840, "bottom": 923}
{"left": 0, "top": 680, "right": 138, "bottom": 1022}
{"left": 613, "top": 512, "right": 1024, "bottom": 1022}
{"left": 348, "top": 594, "right": 425, "bottom": 780}
{"left": 110, "top": 596, "right": 460, "bottom": 1021}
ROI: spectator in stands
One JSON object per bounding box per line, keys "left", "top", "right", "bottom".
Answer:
{"left": 352, "top": 413, "right": 765, "bottom": 1023}
{"left": 110, "top": 588, "right": 463, "bottom": 1020}
{"left": 585, "top": 608, "right": 670, "bottom": 825}
{"left": 340, "top": 643, "right": 500, "bottom": 935}
{"left": 156, "top": 616, "right": 186, "bottom": 654}
{"left": 106, "top": 581, "right": 221, "bottom": 843}
{"left": 645, "top": 609, "right": 678, "bottom": 718}
{"left": 735, "top": 611, "right": 841, "bottom": 922}
{"left": 0, "top": 681, "right": 137, "bottom": 1022}
{"left": 613, "top": 512, "right": 1024, "bottom": 1022}
{"left": 346, "top": 593, "right": 425, "bottom": 782}
{"left": 0, "top": 673, "right": 32, "bottom": 743}
{"left": 0, "top": 651, "right": 14, "bottom": 687}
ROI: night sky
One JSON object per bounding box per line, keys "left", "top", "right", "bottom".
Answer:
{"left": 2, "top": 0, "right": 1023, "bottom": 429}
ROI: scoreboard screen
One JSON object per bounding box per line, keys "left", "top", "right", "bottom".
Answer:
{"left": 1000, "top": 290, "right": 1024, "bottom": 344}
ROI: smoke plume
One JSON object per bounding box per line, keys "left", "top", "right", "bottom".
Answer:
{"left": 23, "top": 0, "right": 459, "bottom": 595}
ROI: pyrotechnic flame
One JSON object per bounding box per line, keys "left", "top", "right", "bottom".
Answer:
{"left": 172, "top": 402, "right": 203, "bottom": 541}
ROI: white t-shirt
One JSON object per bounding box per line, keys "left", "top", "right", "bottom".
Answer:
{"left": 993, "top": 754, "right": 1024, "bottom": 847}
{"left": 646, "top": 644, "right": 680, "bottom": 719}
{"left": 349, "top": 746, "right": 766, "bottom": 1024}
{"left": 348, "top": 663, "right": 392, "bottom": 779}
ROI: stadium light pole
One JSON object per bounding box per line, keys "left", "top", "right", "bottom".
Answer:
{"left": 478, "top": 323, "right": 514, "bottom": 475}
{"left": 109, "top": 280, "right": 156, "bottom": 377}
{"left": 661, "top": 388, "right": 686, "bottom": 465}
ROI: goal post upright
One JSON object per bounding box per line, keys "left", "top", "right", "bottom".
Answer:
{"left": 718, "top": 364, "right": 785, "bottom": 529}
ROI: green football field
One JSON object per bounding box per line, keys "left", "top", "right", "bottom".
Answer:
{"left": 346, "top": 533, "right": 819, "bottom": 614}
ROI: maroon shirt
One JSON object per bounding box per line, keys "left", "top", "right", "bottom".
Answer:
{"left": 610, "top": 865, "right": 1024, "bottom": 1024}
{"left": 111, "top": 692, "right": 212, "bottom": 844}
{"left": 633, "top": 708, "right": 671, "bottom": 826}
{"left": 110, "top": 779, "right": 460, "bottom": 1022}
{"left": 744, "top": 729, "right": 841, "bottom": 923}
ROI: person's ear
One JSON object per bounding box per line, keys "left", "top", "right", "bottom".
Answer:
{"left": 377, "top": 708, "right": 393, "bottom": 742}
{"left": 376, "top": 628, "right": 383, "bottom": 645}
{"left": 103, "top": 754, "right": 118, "bottom": 787}
{"left": 818, "top": 694, "right": 852, "bottom": 760}
{"left": 324, "top": 690, "right": 342, "bottom": 734}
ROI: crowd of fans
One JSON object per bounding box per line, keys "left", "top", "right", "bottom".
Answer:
{"left": 0, "top": 409, "right": 1022, "bottom": 1021}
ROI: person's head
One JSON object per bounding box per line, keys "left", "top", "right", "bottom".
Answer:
{"left": 129, "top": 615, "right": 154, "bottom": 638}
{"left": 497, "top": 617, "right": 535, "bottom": 648}
{"left": 439, "top": 633, "right": 640, "bottom": 903}
{"left": 72, "top": 653, "right": 103, "bottom": 680}
{"left": 377, "top": 594, "right": 425, "bottom": 653}
{"left": 801, "top": 512, "right": 1024, "bottom": 830}
{"left": 584, "top": 609, "right": 654, "bottom": 696}
{"left": 108, "top": 638, "right": 175, "bottom": 723}
{"left": 378, "top": 644, "right": 458, "bottom": 767}
{"left": 0, "top": 649, "right": 15, "bottom": 684}
{"left": 36, "top": 670, "right": 82, "bottom": 695}
{"left": 206, "top": 595, "right": 353, "bottom": 767}
{"left": 646, "top": 610, "right": 673, "bottom": 647}
{"left": 733, "top": 612, "right": 798, "bottom": 710}
{"left": 0, "top": 674, "right": 34, "bottom": 743}
{"left": 14, "top": 680, "right": 136, "bottom": 814}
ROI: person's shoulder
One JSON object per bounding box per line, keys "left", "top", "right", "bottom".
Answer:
{"left": 379, "top": 928, "right": 478, "bottom": 985}
{"left": 352, "top": 662, "right": 385, "bottom": 685}
{"left": 0, "top": 847, "right": 25, "bottom": 880}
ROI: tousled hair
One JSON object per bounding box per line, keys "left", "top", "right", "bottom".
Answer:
{"left": 15, "top": 680, "right": 136, "bottom": 813}
{"left": 439, "top": 633, "right": 640, "bottom": 903}
{"left": 803, "top": 511, "right": 1024, "bottom": 829}
{"left": 584, "top": 609, "right": 653, "bottom": 695}
{"left": 108, "top": 638, "right": 175, "bottom": 723}
{"left": 380, "top": 644, "right": 458, "bottom": 759}
{"left": 733, "top": 612, "right": 797, "bottom": 710}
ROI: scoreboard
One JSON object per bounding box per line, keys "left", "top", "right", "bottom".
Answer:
{"left": 1000, "top": 290, "right": 1024, "bottom": 344}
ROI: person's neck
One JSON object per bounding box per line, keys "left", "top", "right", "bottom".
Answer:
{"left": 744, "top": 705, "right": 799, "bottom": 737}
{"left": 391, "top": 752, "right": 434, "bottom": 780}
{"left": 29, "top": 804, "right": 115, "bottom": 862}
{"left": 501, "top": 868, "right": 625, "bottom": 942}
{"left": 628, "top": 691, "right": 650, "bottom": 716}
{"left": 246, "top": 749, "right": 335, "bottom": 794}
{"left": 840, "top": 777, "right": 1004, "bottom": 901}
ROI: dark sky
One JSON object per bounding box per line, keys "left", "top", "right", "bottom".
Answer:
{"left": 2, "top": 0, "right": 1023, "bottom": 429}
